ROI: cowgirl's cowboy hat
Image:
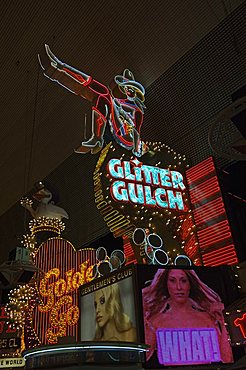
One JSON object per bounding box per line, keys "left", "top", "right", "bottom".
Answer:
{"left": 114, "top": 69, "right": 145, "bottom": 102}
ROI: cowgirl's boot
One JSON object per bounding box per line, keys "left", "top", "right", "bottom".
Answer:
{"left": 39, "top": 44, "right": 91, "bottom": 94}
{"left": 74, "top": 145, "right": 91, "bottom": 154}
{"left": 75, "top": 108, "right": 106, "bottom": 154}
{"left": 132, "top": 129, "right": 149, "bottom": 157}
{"left": 82, "top": 108, "right": 106, "bottom": 148}
{"left": 132, "top": 129, "right": 143, "bottom": 157}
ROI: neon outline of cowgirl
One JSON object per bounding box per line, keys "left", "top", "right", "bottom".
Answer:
{"left": 38, "top": 45, "right": 148, "bottom": 157}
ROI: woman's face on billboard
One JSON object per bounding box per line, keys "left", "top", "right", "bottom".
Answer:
{"left": 167, "top": 270, "right": 190, "bottom": 304}
{"left": 94, "top": 291, "right": 110, "bottom": 328}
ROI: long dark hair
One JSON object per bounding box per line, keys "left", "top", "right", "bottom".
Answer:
{"left": 142, "top": 269, "right": 223, "bottom": 320}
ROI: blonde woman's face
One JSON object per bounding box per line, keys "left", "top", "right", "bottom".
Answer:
{"left": 167, "top": 270, "right": 190, "bottom": 303}
{"left": 94, "top": 291, "right": 110, "bottom": 328}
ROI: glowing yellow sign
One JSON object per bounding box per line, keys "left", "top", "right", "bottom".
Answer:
{"left": 38, "top": 261, "right": 93, "bottom": 343}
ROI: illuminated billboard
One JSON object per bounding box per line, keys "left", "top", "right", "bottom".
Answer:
{"left": 31, "top": 238, "right": 96, "bottom": 346}
{"left": 79, "top": 266, "right": 138, "bottom": 342}
{"left": 137, "top": 265, "right": 236, "bottom": 367}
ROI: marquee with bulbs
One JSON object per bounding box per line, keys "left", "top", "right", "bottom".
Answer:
{"left": 1, "top": 49, "right": 241, "bottom": 365}
{"left": 93, "top": 146, "right": 238, "bottom": 267}
{"left": 93, "top": 141, "right": 200, "bottom": 265}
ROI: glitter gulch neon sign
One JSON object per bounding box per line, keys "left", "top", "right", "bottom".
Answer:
{"left": 107, "top": 158, "right": 185, "bottom": 210}
{"left": 156, "top": 328, "right": 221, "bottom": 365}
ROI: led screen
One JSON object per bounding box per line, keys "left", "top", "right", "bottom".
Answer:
{"left": 79, "top": 266, "right": 138, "bottom": 342}
{"left": 138, "top": 266, "right": 236, "bottom": 367}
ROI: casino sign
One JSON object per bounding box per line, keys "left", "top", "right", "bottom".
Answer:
{"left": 108, "top": 158, "right": 185, "bottom": 211}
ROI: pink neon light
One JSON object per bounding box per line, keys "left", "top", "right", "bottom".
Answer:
{"left": 184, "top": 239, "right": 198, "bottom": 258}
{"left": 185, "top": 247, "right": 198, "bottom": 259}
{"left": 189, "top": 180, "right": 220, "bottom": 203}
{"left": 194, "top": 207, "right": 224, "bottom": 220}
{"left": 186, "top": 165, "right": 215, "bottom": 185}
{"left": 194, "top": 198, "right": 225, "bottom": 224}
{"left": 198, "top": 228, "right": 231, "bottom": 242}
{"left": 123, "top": 236, "right": 137, "bottom": 265}
{"left": 186, "top": 157, "right": 214, "bottom": 174}
{"left": 184, "top": 236, "right": 196, "bottom": 250}
{"left": 179, "top": 219, "right": 193, "bottom": 239}
{"left": 199, "top": 231, "right": 231, "bottom": 243}
{"left": 202, "top": 244, "right": 236, "bottom": 258}
{"left": 156, "top": 328, "right": 221, "bottom": 365}
{"left": 195, "top": 212, "right": 226, "bottom": 227}
{"left": 198, "top": 233, "right": 230, "bottom": 246}
{"left": 63, "top": 68, "right": 92, "bottom": 86}
{"left": 234, "top": 314, "right": 246, "bottom": 338}
{"left": 190, "top": 177, "right": 219, "bottom": 193}
{"left": 189, "top": 175, "right": 219, "bottom": 191}
{"left": 186, "top": 156, "right": 238, "bottom": 267}
{"left": 190, "top": 189, "right": 220, "bottom": 204}
{"left": 203, "top": 256, "right": 238, "bottom": 267}
{"left": 195, "top": 207, "right": 224, "bottom": 218}
{"left": 194, "top": 198, "right": 224, "bottom": 215}
{"left": 198, "top": 237, "right": 232, "bottom": 250}
{"left": 186, "top": 158, "right": 215, "bottom": 184}
{"left": 195, "top": 210, "right": 225, "bottom": 221}
{"left": 203, "top": 252, "right": 237, "bottom": 264}
{"left": 198, "top": 227, "right": 230, "bottom": 240}
{"left": 198, "top": 219, "right": 230, "bottom": 235}
{"left": 202, "top": 245, "right": 238, "bottom": 266}
{"left": 203, "top": 256, "right": 238, "bottom": 266}
{"left": 199, "top": 238, "right": 231, "bottom": 250}
{"left": 92, "top": 106, "right": 107, "bottom": 122}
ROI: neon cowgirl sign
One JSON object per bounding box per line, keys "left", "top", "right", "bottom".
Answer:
{"left": 107, "top": 158, "right": 186, "bottom": 210}
{"left": 38, "top": 45, "right": 148, "bottom": 157}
